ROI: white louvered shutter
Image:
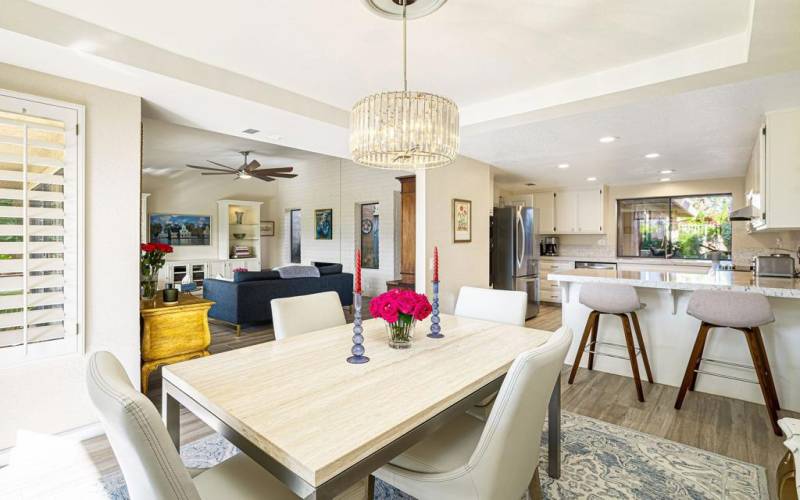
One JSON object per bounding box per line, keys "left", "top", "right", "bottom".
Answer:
{"left": 0, "top": 92, "right": 81, "bottom": 364}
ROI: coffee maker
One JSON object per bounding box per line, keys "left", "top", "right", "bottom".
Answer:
{"left": 541, "top": 236, "right": 559, "bottom": 256}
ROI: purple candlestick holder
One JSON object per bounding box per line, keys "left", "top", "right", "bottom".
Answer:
{"left": 347, "top": 292, "right": 369, "bottom": 364}
{"left": 427, "top": 280, "right": 443, "bottom": 338}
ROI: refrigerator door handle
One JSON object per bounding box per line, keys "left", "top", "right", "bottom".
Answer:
{"left": 516, "top": 209, "right": 524, "bottom": 271}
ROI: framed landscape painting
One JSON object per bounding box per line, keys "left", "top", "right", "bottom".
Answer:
{"left": 260, "top": 220, "right": 275, "bottom": 237}
{"left": 149, "top": 213, "right": 211, "bottom": 246}
{"left": 452, "top": 199, "right": 472, "bottom": 243}
{"left": 315, "top": 209, "right": 333, "bottom": 240}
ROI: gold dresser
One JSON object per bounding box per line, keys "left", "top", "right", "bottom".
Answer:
{"left": 140, "top": 293, "right": 214, "bottom": 393}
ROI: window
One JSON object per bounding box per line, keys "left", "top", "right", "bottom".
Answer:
{"left": 617, "top": 194, "right": 732, "bottom": 260}
{"left": 289, "top": 209, "right": 301, "bottom": 263}
{"left": 0, "top": 91, "right": 83, "bottom": 364}
{"left": 359, "top": 203, "right": 379, "bottom": 269}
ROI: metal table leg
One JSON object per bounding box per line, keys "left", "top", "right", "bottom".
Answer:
{"left": 547, "top": 373, "right": 561, "bottom": 479}
{"left": 162, "top": 382, "right": 181, "bottom": 451}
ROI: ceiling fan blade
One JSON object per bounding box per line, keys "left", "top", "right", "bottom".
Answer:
{"left": 255, "top": 176, "right": 275, "bottom": 182}
{"left": 207, "top": 160, "right": 238, "bottom": 171}
{"left": 255, "top": 166, "right": 294, "bottom": 173}
{"left": 200, "top": 172, "right": 234, "bottom": 175}
{"left": 187, "top": 165, "right": 231, "bottom": 172}
{"left": 245, "top": 159, "right": 261, "bottom": 171}
{"left": 257, "top": 172, "right": 297, "bottom": 179}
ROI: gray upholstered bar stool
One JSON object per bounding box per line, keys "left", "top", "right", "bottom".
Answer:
{"left": 675, "top": 289, "right": 781, "bottom": 435}
{"left": 568, "top": 283, "right": 654, "bottom": 402}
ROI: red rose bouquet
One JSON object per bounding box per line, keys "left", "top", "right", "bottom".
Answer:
{"left": 369, "top": 289, "right": 432, "bottom": 349}
{"left": 140, "top": 242, "right": 173, "bottom": 299}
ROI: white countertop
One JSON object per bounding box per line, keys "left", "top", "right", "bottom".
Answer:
{"left": 540, "top": 255, "right": 713, "bottom": 267}
{"left": 548, "top": 268, "right": 800, "bottom": 299}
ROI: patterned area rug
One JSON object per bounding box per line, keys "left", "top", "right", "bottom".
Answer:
{"left": 100, "top": 412, "right": 767, "bottom": 500}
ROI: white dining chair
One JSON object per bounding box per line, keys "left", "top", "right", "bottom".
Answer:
{"left": 374, "top": 326, "right": 573, "bottom": 500}
{"left": 271, "top": 291, "right": 346, "bottom": 340}
{"left": 454, "top": 286, "right": 527, "bottom": 326}
{"left": 86, "top": 351, "right": 297, "bottom": 500}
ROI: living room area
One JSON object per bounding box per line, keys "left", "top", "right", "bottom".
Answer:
{"left": 139, "top": 118, "right": 416, "bottom": 396}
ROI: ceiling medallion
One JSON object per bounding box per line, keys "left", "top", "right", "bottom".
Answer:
{"left": 351, "top": 0, "right": 459, "bottom": 170}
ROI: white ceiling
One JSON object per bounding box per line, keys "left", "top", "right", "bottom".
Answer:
{"left": 2, "top": 0, "right": 800, "bottom": 187}
{"left": 142, "top": 119, "right": 333, "bottom": 179}
{"left": 482, "top": 71, "right": 800, "bottom": 190}
{"left": 27, "top": 0, "right": 750, "bottom": 110}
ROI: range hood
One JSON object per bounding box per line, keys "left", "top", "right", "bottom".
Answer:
{"left": 730, "top": 205, "right": 757, "bottom": 221}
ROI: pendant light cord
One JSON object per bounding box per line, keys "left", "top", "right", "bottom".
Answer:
{"left": 402, "top": 0, "right": 408, "bottom": 92}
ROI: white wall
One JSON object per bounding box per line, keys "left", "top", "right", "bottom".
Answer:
{"left": 421, "top": 156, "right": 493, "bottom": 313}
{"left": 141, "top": 169, "right": 278, "bottom": 263}
{"left": 265, "top": 159, "right": 400, "bottom": 295}
{"left": 0, "top": 64, "right": 141, "bottom": 450}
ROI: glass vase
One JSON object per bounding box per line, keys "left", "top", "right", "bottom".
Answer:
{"left": 140, "top": 272, "right": 158, "bottom": 300}
{"left": 385, "top": 318, "right": 416, "bottom": 349}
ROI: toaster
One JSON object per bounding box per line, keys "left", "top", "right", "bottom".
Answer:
{"left": 753, "top": 254, "right": 796, "bottom": 278}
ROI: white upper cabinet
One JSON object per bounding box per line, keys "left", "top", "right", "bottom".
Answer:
{"left": 763, "top": 108, "right": 800, "bottom": 230}
{"left": 553, "top": 188, "right": 605, "bottom": 235}
{"left": 555, "top": 191, "right": 578, "bottom": 233}
{"left": 533, "top": 192, "right": 556, "bottom": 234}
{"left": 577, "top": 188, "right": 604, "bottom": 234}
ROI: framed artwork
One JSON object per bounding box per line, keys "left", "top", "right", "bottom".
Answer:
{"left": 260, "top": 220, "right": 275, "bottom": 237}
{"left": 149, "top": 213, "right": 211, "bottom": 246}
{"left": 315, "top": 208, "right": 333, "bottom": 240}
{"left": 452, "top": 199, "right": 472, "bottom": 243}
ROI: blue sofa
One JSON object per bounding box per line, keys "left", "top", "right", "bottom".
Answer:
{"left": 203, "top": 263, "right": 353, "bottom": 334}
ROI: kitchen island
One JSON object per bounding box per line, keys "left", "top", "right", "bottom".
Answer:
{"left": 549, "top": 268, "right": 800, "bottom": 411}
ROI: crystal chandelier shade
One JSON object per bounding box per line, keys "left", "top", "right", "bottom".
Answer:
{"left": 350, "top": 90, "right": 459, "bottom": 169}
{"left": 350, "top": 0, "right": 459, "bottom": 170}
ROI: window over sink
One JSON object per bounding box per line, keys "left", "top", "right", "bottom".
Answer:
{"left": 617, "top": 194, "right": 733, "bottom": 260}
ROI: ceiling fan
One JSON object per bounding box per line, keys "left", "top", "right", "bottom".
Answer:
{"left": 186, "top": 151, "right": 298, "bottom": 182}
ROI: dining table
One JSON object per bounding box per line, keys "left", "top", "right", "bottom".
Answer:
{"left": 161, "top": 313, "right": 562, "bottom": 500}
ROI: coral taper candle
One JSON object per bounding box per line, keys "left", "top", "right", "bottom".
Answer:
{"left": 433, "top": 246, "right": 439, "bottom": 282}
{"left": 355, "top": 249, "right": 362, "bottom": 293}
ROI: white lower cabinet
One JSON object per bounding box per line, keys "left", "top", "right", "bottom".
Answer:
{"left": 539, "top": 260, "right": 575, "bottom": 303}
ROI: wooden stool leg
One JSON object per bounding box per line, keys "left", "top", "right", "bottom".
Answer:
{"left": 618, "top": 314, "right": 644, "bottom": 402}
{"left": 630, "top": 311, "right": 654, "bottom": 384}
{"left": 587, "top": 312, "right": 600, "bottom": 371}
{"left": 568, "top": 311, "right": 597, "bottom": 385}
{"left": 744, "top": 328, "right": 782, "bottom": 436}
{"left": 675, "top": 322, "right": 711, "bottom": 410}
{"left": 688, "top": 325, "right": 708, "bottom": 392}
{"left": 752, "top": 327, "right": 781, "bottom": 411}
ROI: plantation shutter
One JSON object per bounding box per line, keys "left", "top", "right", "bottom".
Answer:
{"left": 0, "top": 92, "right": 81, "bottom": 363}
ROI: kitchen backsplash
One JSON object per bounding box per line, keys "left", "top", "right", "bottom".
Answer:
{"left": 556, "top": 235, "right": 800, "bottom": 267}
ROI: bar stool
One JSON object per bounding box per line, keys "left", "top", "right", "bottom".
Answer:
{"left": 568, "top": 283, "right": 654, "bottom": 402}
{"left": 675, "top": 289, "right": 781, "bottom": 435}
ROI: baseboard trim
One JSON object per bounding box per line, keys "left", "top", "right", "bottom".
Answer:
{"left": 0, "top": 421, "right": 105, "bottom": 467}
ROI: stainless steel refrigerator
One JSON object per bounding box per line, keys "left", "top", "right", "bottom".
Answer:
{"left": 490, "top": 206, "right": 540, "bottom": 318}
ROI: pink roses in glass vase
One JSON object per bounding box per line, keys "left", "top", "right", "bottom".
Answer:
{"left": 369, "top": 289, "right": 432, "bottom": 349}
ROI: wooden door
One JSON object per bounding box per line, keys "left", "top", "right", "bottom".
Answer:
{"left": 398, "top": 176, "right": 416, "bottom": 284}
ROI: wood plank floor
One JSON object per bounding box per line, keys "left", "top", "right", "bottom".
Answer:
{"left": 84, "top": 301, "right": 792, "bottom": 498}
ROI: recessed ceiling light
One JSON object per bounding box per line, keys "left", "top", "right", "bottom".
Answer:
{"left": 659, "top": 169, "right": 674, "bottom": 175}
{"left": 659, "top": 177, "right": 671, "bottom": 182}
{"left": 242, "top": 128, "right": 259, "bottom": 134}
{"left": 586, "top": 176, "right": 598, "bottom": 182}
{"left": 644, "top": 153, "right": 660, "bottom": 159}
{"left": 599, "top": 136, "right": 618, "bottom": 143}
{"left": 557, "top": 163, "right": 570, "bottom": 169}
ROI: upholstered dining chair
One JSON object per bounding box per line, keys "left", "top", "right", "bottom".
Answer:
{"left": 271, "top": 291, "right": 346, "bottom": 340}
{"left": 454, "top": 286, "right": 528, "bottom": 325}
{"left": 374, "top": 326, "right": 573, "bottom": 500}
{"left": 86, "top": 351, "right": 297, "bottom": 500}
